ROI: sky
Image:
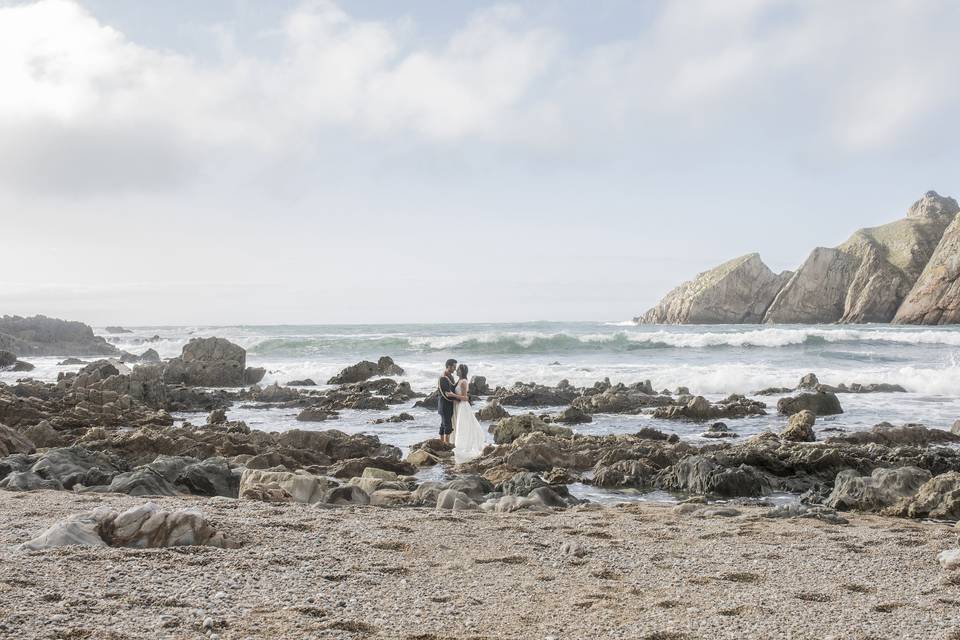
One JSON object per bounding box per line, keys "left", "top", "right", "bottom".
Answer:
{"left": 2, "top": 0, "right": 960, "bottom": 325}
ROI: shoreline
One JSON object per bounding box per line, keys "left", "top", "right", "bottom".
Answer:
{"left": 2, "top": 490, "right": 958, "bottom": 639}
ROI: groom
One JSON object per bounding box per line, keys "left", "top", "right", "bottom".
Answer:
{"left": 437, "top": 358, "right": 466, "bottom": 444}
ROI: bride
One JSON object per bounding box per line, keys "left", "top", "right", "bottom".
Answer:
{"left": 451, "top": 364, "right": 486, "bottom": 463}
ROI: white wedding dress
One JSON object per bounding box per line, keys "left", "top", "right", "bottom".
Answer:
{"left": 451, "top": 379, "right": 486, "bottom": 463}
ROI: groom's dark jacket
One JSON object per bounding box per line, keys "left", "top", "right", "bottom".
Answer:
{"left": 437, "top": 374, "right": 455, "bottom": 416}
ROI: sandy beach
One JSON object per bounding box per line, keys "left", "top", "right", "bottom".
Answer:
{"left": 2, "top": 491, "right": 958, "bottom": 640}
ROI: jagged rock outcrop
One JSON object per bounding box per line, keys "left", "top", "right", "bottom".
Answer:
{"left": 636, "top": 191, "right": 960, "bottom": 325}
{"left": 327, "top": 357, "right": 404, "bottom": 385}
{"left": 162, "top": 337, "right": 258, "bottom": 387}
{"left": 764, "top": 191, "right": 958, "bottom": 323}
{"left": 0, "top": 315, "right": 119, "bottom": 356}
{"left": 637, "top": 254, "right": 791, "bottom": 324}
{"left": 894, "top": 206, "right": 960, "bottom": 324}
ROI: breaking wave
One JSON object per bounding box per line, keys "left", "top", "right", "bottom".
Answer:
{"left": 241, "top": 327, "right": 960, "bottom": 356}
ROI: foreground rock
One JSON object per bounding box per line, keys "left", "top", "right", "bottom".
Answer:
{"left": 825, "top": 467, "right": 932, "bottom": 512}
{"left": 0, "top": 315, "right": 119, "bottom": 356}
{"left": 637, "top": 253, "right": 791, "bottom": 324}
{"left": 18, "top": 501, "right": 238, "bottom": 550}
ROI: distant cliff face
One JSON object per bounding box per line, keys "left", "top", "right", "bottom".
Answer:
{"left": 763, "top": 191, "right": 958, "bottom": 324}
{"left": 894, "top": 213, "right": 960, "bottom": 324}
{"left": 636, "top": 253, "right": 791, "bottom": 324}
{"left": 637, "top": 191, "right": 960, "bottom": 325}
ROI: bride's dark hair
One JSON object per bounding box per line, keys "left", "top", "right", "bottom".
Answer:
{"left": 456, "top": 363, "right": 468, "bottom": 379}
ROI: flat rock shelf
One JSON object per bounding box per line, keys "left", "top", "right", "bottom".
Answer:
{"left": 1, "top": 491, "right": 958, "bottom": 639}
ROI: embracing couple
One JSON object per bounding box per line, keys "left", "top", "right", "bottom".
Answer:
{"left": 437, "top": 358, "right": 486, "bottom": 463}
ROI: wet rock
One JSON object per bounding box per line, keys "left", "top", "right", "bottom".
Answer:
{"left": 327, "top": 357, "right": 404, "bottom": 385}
{"left": 888, "top": 471, "right": 960, "bottom": 520}
{"left": 498, "top": 471, "right": 549, "bottom": 496}
{"left": 251, "top": 383, "right": 301, "bottom": 403}
{"left": 656, "top": 455, "right": 770, "bottom": 497}
{"left": 701, "top": 422, "right": 739, "bottom": 439}
{"left": 172, "top": 457, "right": 237, "bottom": 497}
{"left": 492, "top": 414, "right": 573, "bottom": 444}
{"left": 798, "top": 373, "right": 820, "bottom": 390}
{"left": 207, "top": 408, "right": 227, "bottom": 425}
{"left": 19, "top": 421, "right": 67, "bottom": 449}
{"left": 540, "top": 469, "right": 574, "bottom": 486}
{"left": 243, "top": 367, "right": 266, "bottom": 385}
{"left": 479, "top": 495, "right": 544, "bottom": 513}
{"left": 442, "top": 475, "right": 494, "bottom": 501}
{"left": 827, "top": 423, "right": 960, "bottom": 446}
{"left": 0, "top": 471, "right": 63, "bottom": 491}
{"left": 326, "top": 456, "right": 415, "bottom": 479}
{"left": 492, "top": 382, "right": 580, "bottom": 408}
{"left": 553, "top": 406, "right": 593, "bottom": 425}
{"left": 11, "top": 361, "right": 34, "bottom": 372}
{"left": 105, "top": 468, "right": 181, "bottom": 496}
{"left": 760, "top": 504, "right": 848, "bottom": 525}
{"left": 286, "top": 379, "right": 316, "bottom": 387}
{"left": 592, "top": 460, "right": 655, "bottom": 488}
{"left": 571, "top": 384, "right": 670, "bottom": 414}
{"left": 138, "top": 349, "right": 161, "bottom": 363}
{"left": 58, "top": 358, "right": 87, "bottom": 366}
{"left": 25, "top": 446, "right": 125, "bottom": 489}
{"left": 18, "top": 502, "right": 239, "bottom": 550}
{"left": 824, "top": 467, "right": 932, "bottom": 512}
{"left": 372, "top": 413, "right": 414, "bottom": 424}
{"left": 324, "top": 485, "right": 370, "bottom": 505}
{"left": 435, "top": 489, "right": 477, "bottom": 511}
{"left": 296, "top": 407, "right": 338, "bottom": 422}
{"left": 369, "top": 489, "right": 414, "bottom": 507}
{"left": 0, "top": 351, "right": 17, "bottom": 368}
{"left": 781, "top": 410, "right": 816, "bottom": 442}
{"left": 476, "top": 400, "right": 510, "bottom": 421}
{"left": 239, "top": 469, "right": 328, "bottom": 504}
{"left": 468, "top": 376, "right": 491, "bottom": 396}
{"left": 777, "top": 391, "right": 843, "bottom": 416}
{"left": 653, "top": 394, "right": 766, "bottom": 421}
{"left": 0, "top": 423, "right": 35, "bottom": 456}
{"left": 162, "top": 337, "right": 248, "bottom": 387}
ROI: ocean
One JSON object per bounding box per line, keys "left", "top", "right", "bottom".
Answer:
{"left": 5, "top": 321, "right": 960, "bottom": 460}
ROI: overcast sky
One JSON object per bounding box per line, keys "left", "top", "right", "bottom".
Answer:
{"left": 2, "top": 0, "right": 959, "bottom": 325}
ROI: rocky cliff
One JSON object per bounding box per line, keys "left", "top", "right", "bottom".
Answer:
{"left": 894, "top": 212, "right": 960, "bottom": 324}
{"left": 636, "top": 254, "right": 791, "bottom": 324}
{"left": 637, "top": 191, "right": 960, "bottom": 325}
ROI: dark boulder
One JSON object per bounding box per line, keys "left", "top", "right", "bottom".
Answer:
{"left": 777, "top": 391, "right": 843, "bottom": 416}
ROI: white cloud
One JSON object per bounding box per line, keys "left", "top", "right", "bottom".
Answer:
{"left": 0, "top": 0, "right": 958, "bottom": 196}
